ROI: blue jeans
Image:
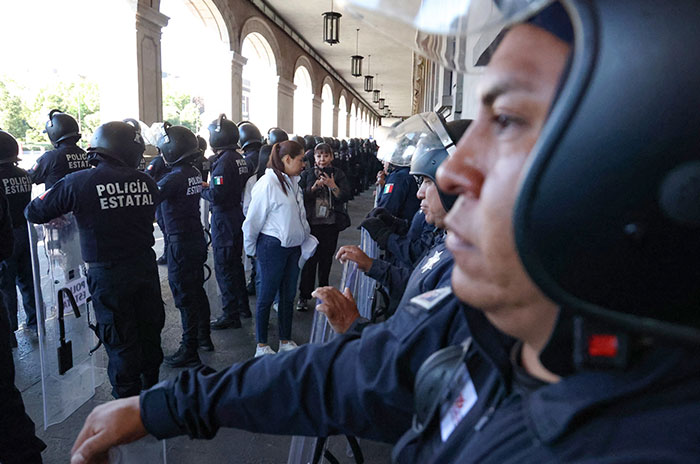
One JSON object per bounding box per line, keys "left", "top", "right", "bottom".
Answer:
{"left": 255, "top": 234, "right": 301, "bottom": 344}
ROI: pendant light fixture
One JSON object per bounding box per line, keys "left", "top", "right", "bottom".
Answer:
{"left": 378, "top": 97, "right": 385, "bottom": 110}
{"left": 351, "top": 29, "right": 363, "bottom": 77}
{"left": 322, "top": 0, "right": 341, "bottom": 45}
{"left": 364, "top": 55, "right": 374, "bottom": 92}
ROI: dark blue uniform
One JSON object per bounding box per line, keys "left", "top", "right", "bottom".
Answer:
{"left": 28, "top": 142, "right": 89, "bottom": 188}
{"left": 376, "top": 166, "right": 420, "bottom": 222}
{"left": 243, "top": 146, "right": 261, "bottom": 179}
{"left": 145, "top": 156, "right": 172, "bottom": 258}
{"left": 25, "top": 162, "right": 165, "bottom": 398}
{"left": 201, "top": 149, "right": 250, "bottom": 320}
{"left": 395, "top": 310, "right": 700, "bottom": 463}
{"left": 158, "top": 165, "right": 210, "bottom": 350}
{"left": 0, "top": 190, "right": 46, "bottom": 463}
{"left": 0, "top": 164, "right": 37, "bottom": 330}
{"left": 386, "top": 211, "right": 438, "bottom": 268}
{"left": 368, "top": 235, "right": 451, "bottom": 316}
{"left": 140, "top": 286, "right": 467, "bottom": 442}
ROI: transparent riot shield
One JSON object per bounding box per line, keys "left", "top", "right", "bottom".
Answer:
{"left": 109, "top": 436, "right": 167, "bottom": 463}
{"left": 201, "top": 199, "right": 222, "bottom": 318}
{"left": 287, "top": 261, "right": 363, "bottom": 464}
{"left": 28, "top": 213, "right": 107, "bottom": 428}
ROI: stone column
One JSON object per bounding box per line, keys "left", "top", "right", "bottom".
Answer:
{"left": 231, "top": 51, "right": 247, "bottom": 122}
{"left": 312, "top": 95, "right": 323, "bottom": 136}
{"left": 332, "top": 105, "right": 340, "bottom": 137}
{"left": 345, "top": 112, "right": 352, "bottom": 138}
{"left": 277, "top": 77, "right": 296, "bottom": 133}
{"left": 136, "top": 4, "right": 169, "bottom": 125}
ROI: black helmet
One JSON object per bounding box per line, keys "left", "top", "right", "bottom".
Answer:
{"left": 340, "top": 140, "right": 348, "bottom": 150}
{"left": 87, "top": 119, "right": 145, "bottom": 169}
{"left": 268, "top": 127, "right": 289, "bottom": 146}
{"left": 314, "top": 136, "right": 324, "bottom": 146}
{"left": 156, "top": 122, "right": 200, "bottom": 166}
{"left": 45, "top": 109, "right": 80, "bottom": 147}
{"left": 410, "top": 148, "right": 455, "bottom": 212}
{"left": 291, "top": 135, "right": 305, "bottom": 147}
{"left": 208, "top": 114, "right": 239, "bottom": 150}
{"left": 197, "top": 135, "right": 207, "bottom": 153}
{"left": 509, "top": 0, "right": 700, "bottom": 345}
{"left": 238, "top": 121, "right": 262, "bottom": 150}
{"left": 303, "top": 135, "right": 315, "bottom": 151}
{"left": 0, "top": 130, "right": 19, "bottom": 164}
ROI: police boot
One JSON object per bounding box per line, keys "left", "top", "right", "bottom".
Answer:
{"left": 156, "top": 254, "right": 167, "bottom": 265}
{"left": 246, "top": 278, "right": 256, "bottom": 295}
{"left": 198, "top": 328, "right": 215, "bottom": 351}
{"left": 210, "top": 314, "right": 242, "bottom": 330}
{"left": 164, "top": 345, "right": 201, "bottom": 368}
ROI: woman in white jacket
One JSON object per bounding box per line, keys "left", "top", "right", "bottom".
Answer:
{"left": 242, "top": 140, "right": 310, "bottom": 357}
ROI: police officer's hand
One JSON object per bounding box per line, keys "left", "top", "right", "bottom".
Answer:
{"left": 376, "top": 170, "right": 386, "bottom": 188}
{"left": 202, "top": 181, "right": 210, "bottom": 188}
{"left": 70, "top": 396, "right": 147, "bottom": 464}
{"left": 336, "top": 245, "right": 373, "bottom": 272}
{"left": 359, "top": 217, "right": 392, "bottom": 249}
{"left": 313, "top": 286, "right": 360, "bottom": 334}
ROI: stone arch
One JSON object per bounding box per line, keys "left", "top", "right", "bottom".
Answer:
{"left": 320, "top": 75, "right": 335, "bottom": 100}
{"left": 337, "top": 88, "right": 349, "bottom": 109}
{"left": 294, "top": 55, "right": 317, "bottom": 95}
{"left": 240, "top": 16, "right": 282, "bottom": 76}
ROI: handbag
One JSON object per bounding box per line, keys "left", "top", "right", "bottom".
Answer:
{"left": 335, "top": 203, "right": 351, "bottom": 231}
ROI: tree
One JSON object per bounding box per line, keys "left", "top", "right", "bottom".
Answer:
{"left": 0, "top": 78, "right": 31, "bottom": 139}
{"left": 163, "top": 82, "right": 204, "bottom": 133}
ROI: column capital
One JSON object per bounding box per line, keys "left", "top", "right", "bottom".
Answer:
{"left": 278, "top": 77, "right": 297, "bottom": 98}
{"left": 312, "top": 95, "right": 323, "bottom": 109}
{"left": 232, "top": 51, "right": 248, "bottom": 69}
{"left": 136, "top": 4, "right": 169, "bottom": 32}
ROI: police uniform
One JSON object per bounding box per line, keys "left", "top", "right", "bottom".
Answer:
{"left": 386, "top": 211, "right": 438, "bottom": 268}
{"left": 0, "top": 163, "right": 37, "bottom": 331}
{"left": 242, "top": 144, "right": 262, "bottom": 178}
{"left": 139, "top": 286, "right": 468, "bottom": 443}
{"left": 0, "top": 190, "right": 46, "bottom": 463}
{"left": 158, "top": 164, "right": 210, "bottom": 356}
{"left": 25, "top": 161, "right": 165, "bottom": 398}
{"left": 145, "top": 156, "right": 172, "bottom": 261}
{"left": 376, "top": 166, "right": 420, "bottom": 222}
{"left": 27, "top": 142, "right": 89, "bottom": 188}
{"left": 201, "top": 148, "right": 251, "bottom": 324}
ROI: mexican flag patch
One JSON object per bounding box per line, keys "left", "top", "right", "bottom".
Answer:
{"left": 213, "top": 176, "right": 224, "bottom": 186}
{"left": 383, "top": 183, "right": 394, "bottom": 194}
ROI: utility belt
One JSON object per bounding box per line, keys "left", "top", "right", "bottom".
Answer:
{"left": 167, "top": 232, "right": 205, "bottom": 243}
{"left": 86, "top": 254, "right": 154, "bottom": 270}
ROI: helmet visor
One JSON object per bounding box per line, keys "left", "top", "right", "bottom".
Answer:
{"left": 379, "top": 112, "right": 455, "bottom": 167}
{"left": 341, "top": 0, "right": 553, "bottom": 74}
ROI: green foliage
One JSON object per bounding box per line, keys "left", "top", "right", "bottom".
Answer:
{"left": 0, "top": 74, "right": 100, "bottom": 147}
{"left": 163, "top": 82, "right": 204, "bottom": 133}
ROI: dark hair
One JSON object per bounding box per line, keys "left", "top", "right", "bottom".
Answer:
{"left": 314, "top": 143, "right": 332, "bottom": 155}
{"left": 268, "top": 140, "right": 303, "bottom": 195}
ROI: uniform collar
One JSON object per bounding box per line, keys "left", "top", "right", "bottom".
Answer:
{"left": 528, "top": 343, "right": 700, "bottom": 444}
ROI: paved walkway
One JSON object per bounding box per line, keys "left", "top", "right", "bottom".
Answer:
{"left": 13, "top": 189, "right": 392, "bottom": 463}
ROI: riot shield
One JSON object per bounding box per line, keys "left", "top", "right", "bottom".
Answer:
{"left": 109, "top": 436, "right": 167, "bottom": 463}
{"left": 287, "top": 261, "right": 363, "bottom": 464}
{"left": 28, "top": 213, "right": 107, "bottom": 428}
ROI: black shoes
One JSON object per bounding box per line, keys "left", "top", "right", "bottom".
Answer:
{"left": 239, "top": 307, "right": 253, "bottom": 319}
{"left": 156, "top": 254, "right": 167, "bottom": 265}
{"left": 198, "top": 335, "right": 215, "bottom": 351}
{"left": 210, "top": 315, "right": 242, "bottom": 330}
{"left": 296, "top": 298, "right": 309, "bottom": 312}
{"left": 164, "top": 345, "right": 201, "bottom": 368}
{"left": 246, "top": 279, "right": 256, "bottom": 295}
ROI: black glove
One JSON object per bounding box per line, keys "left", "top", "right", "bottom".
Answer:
{"left": 360, "top": 217, "right": 392, "bottom": 249}
{"left": 368, "top": 207, "right": 390, "bottom": 219}
{"left": 369, "top": 207, "right": 408, "bottom": 235}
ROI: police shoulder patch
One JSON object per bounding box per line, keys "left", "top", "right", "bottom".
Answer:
{"left": 213, "top": 176, "right": 224, "bottom": 186}
{"left": 410, "top": 286, "right": 452, "bottom": 310}
{"left": 383, "top": 183, "right": 394, "bottom": 194}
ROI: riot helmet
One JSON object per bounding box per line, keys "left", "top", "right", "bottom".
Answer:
{"left": 314, "top": 136, "right": 324, "bottom": 146}
{"left": 0, "top": 130, "right": 20, "bottom": 164}
{"left": 351, "top": 0, "right": 700, "bottom": 344}
{"left": 409, "top": 118, "right": 471, "bottom": 211}
{"left": 207, "top": 114, "right": 239, "bottom": 151}
{"left": 291, "top": 135, "right": 305, "bottom": 147}
{"left": 197, "top": 135, "right": 207, "bottom": 154}
{"left": 268, "top": 127, "right": 289, "bottom": 146}
{"left": 87, "top": 119, "right": 145, "bottom": 169}
{"left": 45, "top": 109, "right": 81, "bottom": 147}
{"left": 303, "top": 135, "right": 316, "bottom": 151}
{"left": 378, "top": 112, "right": 457, "bottom": 168}
{"left": 156, "top": 122, "right": 200, "bottom": 166}
{"left": 238, "top": 121, "right": 262, "bottom": 150}
{"left": 340, "top": 139, "right": 348, "bottom": 151}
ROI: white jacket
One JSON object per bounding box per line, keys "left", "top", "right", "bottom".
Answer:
{"left": 243, "top": 169, "right": 311, "bottom": 256}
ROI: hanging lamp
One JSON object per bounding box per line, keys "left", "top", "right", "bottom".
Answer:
{"left": 364, "top": 55, "right": 374, "bottom": 92}
{"left": 322, "top": 0, "right": 341, "bottom": 45}
{"left": 351, "top": 29, "right": 363, "bottom": 77}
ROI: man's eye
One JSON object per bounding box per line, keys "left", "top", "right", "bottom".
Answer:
{"left": 494, "top": 114, "right": 516, "bottom": 129}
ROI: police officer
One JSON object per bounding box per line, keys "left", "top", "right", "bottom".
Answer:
{"left": 145, "top": 150, "right": 171, "bottom": 265}
{"left": 335, "top": 143, "right": 457, "bottom": 318}
{"left": 71, "top": 2, "right": 700, "bottom": 462}
{"left": 156, "top": 123, "right": 212, "bottom": 367}
{"left": 28, "top": 109, "right": 89, "bottom": 188}
{"left": 193, "top": 135, "right": 211, "bottom": 183}
{"left": 26, "top": 119, "right": 165, "bottom": 399}
{"left": 203, "top": 114, "right": 251, "bottom": 329}
{"left": 0, "top": 188, "right": 46, "bottom": 463}
{"left": 0, "top": 130, "right": 37, "bottom": 340}
{"left": 238, "top": 121, "right": 263, "bottom": 175}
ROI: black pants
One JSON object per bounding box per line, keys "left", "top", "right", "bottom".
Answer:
{"left": 156, "top": 207, "right": 169, "bottom": 256}
{"left": 0, "top": 293, "right": 45, "bottom": 463}
{"left": 300, "top": 224, "right": 340, "bottom": 299}
{"left": 167, "top": 235, "right": 209, "bottom": 350}
{"left": 214, "top": 230, "right": 249, "bottom": 319}
{"left": 0, "top": 227, "right": 37, "bottom": 330}
{"left": 88, "top": 255, "right": 165, "bottom": 398}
